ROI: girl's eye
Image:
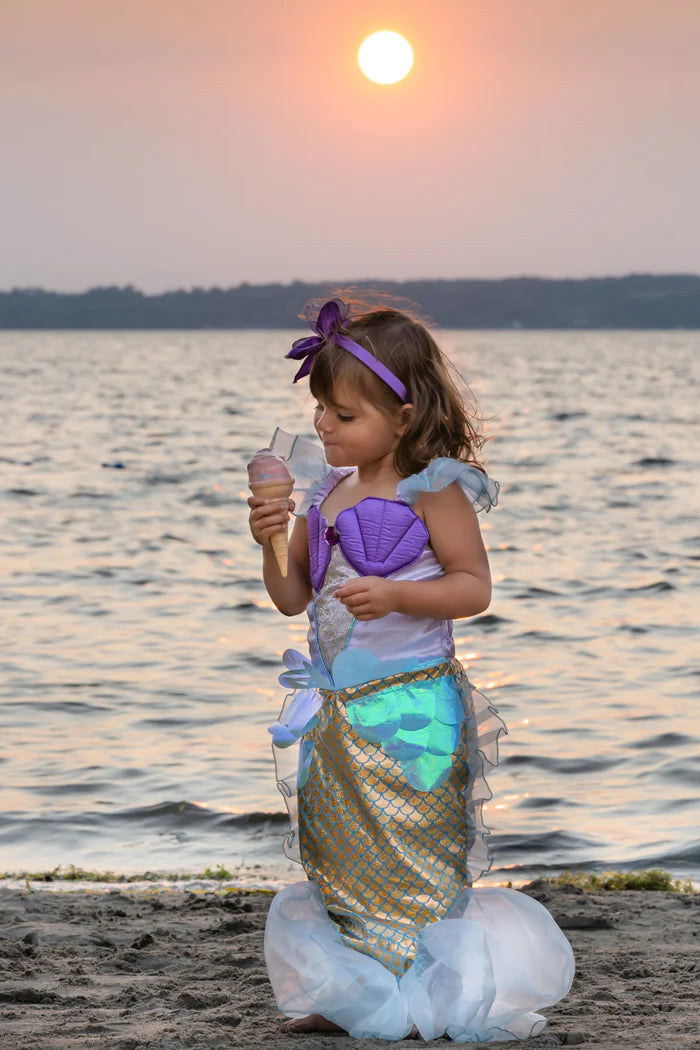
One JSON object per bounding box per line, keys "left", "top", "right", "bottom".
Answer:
{"left": 338, "top": 414, "right": 355, "bottom": 423}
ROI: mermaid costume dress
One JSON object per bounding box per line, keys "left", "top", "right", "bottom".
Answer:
{"left": 264, "top": 431, "right": 574, "bottom": 1042}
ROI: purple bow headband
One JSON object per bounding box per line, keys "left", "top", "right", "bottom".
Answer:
{"left": 285, "top": 298, "right": 408, "bottom": 402}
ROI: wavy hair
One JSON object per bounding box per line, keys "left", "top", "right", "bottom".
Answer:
{"left": 307, "top": 300, "right": 486, "bottom": 477}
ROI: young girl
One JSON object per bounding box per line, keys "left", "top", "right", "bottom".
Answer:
{"left": 248, "top": 298, "right": 574, "bottom": 1043}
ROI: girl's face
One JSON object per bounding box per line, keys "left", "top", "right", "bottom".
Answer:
{"left": 313, "top": 385, "right": 408, "bottom": 470}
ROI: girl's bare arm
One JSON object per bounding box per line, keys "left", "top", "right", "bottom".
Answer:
{"left": 395, "top": 482, "right": 491, "bottom": 618}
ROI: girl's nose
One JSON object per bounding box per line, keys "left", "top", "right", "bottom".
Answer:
{"left": 316, "top": 410, "right": 332, "bottom": 434}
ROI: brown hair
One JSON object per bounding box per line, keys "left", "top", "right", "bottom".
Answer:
{"left": 307, "top": 303, "right": 486, "bottom": 477}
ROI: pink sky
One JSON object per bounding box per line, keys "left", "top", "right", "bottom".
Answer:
{"left": 2, "top": 0, "right": 699, "bottom": 291}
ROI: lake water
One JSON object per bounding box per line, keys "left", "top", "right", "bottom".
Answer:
{"left": 1, "top": 329, "right": 698, "bottom": 888}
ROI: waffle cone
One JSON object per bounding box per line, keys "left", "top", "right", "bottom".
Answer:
{"left": 270, "top": 531, "right": 288, "bottom": 577}
{"left": 249, "top": 478, "right": 294, "bottom": 577}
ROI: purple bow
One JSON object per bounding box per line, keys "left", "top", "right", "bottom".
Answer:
{"left": 285, "top": 298, "right": 408, "bottom": 402}
{"left": 285, "top": 299, "right": 346, "bottom": 383}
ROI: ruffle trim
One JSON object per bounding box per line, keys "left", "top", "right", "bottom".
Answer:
{"left": 397, "top": 457, "right": 499, "bottom": 514}
{"left": 269, "top": 428, "right": 331, "bottom": 518}
{"left": 264, "top": 881, "right": 575, "bottom": 1042}
{"left": 309, "top": 466, "right": 354, "bottom": 510}
{"left": 459, "top": 668, "right": 506, "bottom": 885}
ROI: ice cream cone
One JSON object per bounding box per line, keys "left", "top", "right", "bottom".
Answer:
{"left": 247, "top": 451, "right": 295, "bottom": 577}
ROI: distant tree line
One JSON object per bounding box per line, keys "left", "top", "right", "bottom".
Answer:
{"left": 1, "top": 275, "right": 699, "bottom": 328}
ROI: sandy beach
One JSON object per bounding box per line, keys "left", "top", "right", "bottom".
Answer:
{"left": 0, "top": 880, "right": 697, "bottom": 1050}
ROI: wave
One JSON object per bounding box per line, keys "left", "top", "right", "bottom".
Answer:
{"left": 513, "top": 587, "right": 562, "bottom": 599}
{"left": 468, "top": 613, "right": 510, "bottom": 629}
{"left": 626, "top": 732, "right": 696, "bottom": 750}
{"left": 632, "top": 457, "right": 676, "bottom": 468}
{"left": 503, "top": 754, "right": 626, "bottom": 775}
{"left": 623, "top": 580, "right": 675, "bottom": 594}
{"left": 0, "top": 801, "right": 290, "bottom": 841}
{"left": 113, "top": 801, "right": 289, "bottom": 828}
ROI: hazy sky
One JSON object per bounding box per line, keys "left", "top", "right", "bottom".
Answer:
{"left": 2, "top": 0, "right": 699, "bottom": 292}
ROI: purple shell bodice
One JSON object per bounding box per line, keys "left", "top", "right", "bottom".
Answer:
{"left": 307, "top": 498, "right": 430, "bottom": 592}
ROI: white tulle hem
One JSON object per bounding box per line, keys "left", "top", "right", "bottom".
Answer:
{"left": 264, "top": 881, "right": 575, "bottom": 1043}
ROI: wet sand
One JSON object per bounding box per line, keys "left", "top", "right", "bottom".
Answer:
{"left": 0, "top": 881, "right": 697, "bottom": 1050}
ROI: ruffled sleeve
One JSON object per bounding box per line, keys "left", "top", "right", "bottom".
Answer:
{"left": 396, "top": 458, "right": 499, "bottom": 513}
{"left": 269, "top": 428, "right": 331, "bottom": 518}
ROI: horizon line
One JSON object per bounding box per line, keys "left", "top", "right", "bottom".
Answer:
{"left": 3, "top": 271, "right": 700, "bottom": 297}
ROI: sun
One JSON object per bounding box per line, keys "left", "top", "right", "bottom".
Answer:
{"left": 358, "top": 31, "right": 413, "bottom": 85}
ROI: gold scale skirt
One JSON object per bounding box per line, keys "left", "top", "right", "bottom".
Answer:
{"left": 296, "top": 657, "right": 494, "bottom": 977}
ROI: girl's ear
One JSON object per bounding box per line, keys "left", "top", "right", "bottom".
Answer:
{"left": 397, "top": 403, "right": 414, "bottom": 435}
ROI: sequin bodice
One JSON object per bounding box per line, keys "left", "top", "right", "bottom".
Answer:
{"left": 314, "top": 543, "right": 357, "bottom": 671}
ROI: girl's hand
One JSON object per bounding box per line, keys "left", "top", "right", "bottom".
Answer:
{"left": 248, "top": 494, "right": 295, "bottom": 548}
{"left": 333, "top": 577, "right": 398, "bottom": 621}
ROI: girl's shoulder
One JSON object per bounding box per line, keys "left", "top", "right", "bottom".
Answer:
{"left": 397, "top": 457, "right": 500, "bottom": 514}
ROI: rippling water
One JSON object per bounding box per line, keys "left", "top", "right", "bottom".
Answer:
{"left": 1, "top": 330, "right": 698, "bottom": 885}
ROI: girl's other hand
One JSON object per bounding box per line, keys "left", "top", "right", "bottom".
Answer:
{"left": 248, "top": 495, "right": 295, "bottom": 548}
{"left": 333, "top": 577, "right": 397, "bottom": 620}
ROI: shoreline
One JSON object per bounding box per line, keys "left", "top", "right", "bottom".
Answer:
{"left": 2, "top": 865, "right": 696, "bottom": 895}
{"left": 1, "top": 881, "right": 697, "bottom": 1049}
